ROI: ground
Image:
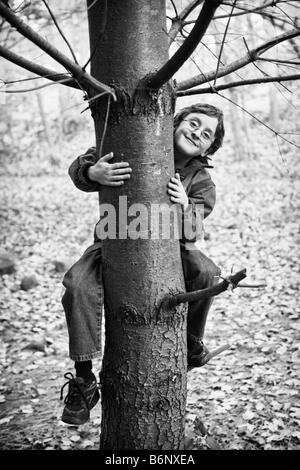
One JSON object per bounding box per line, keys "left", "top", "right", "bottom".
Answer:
{"left": 0, "top": 129, "right": 299, "bottom": 450}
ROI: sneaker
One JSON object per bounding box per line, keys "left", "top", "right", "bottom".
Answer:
{"left": 188, "top": 342, "right": 230, "bottom": 370}
{"left": 187, "top": 341, "right": 210, "bottom": 369}
{"left": 60, "top": 372, "right": 100, "bottom": 425}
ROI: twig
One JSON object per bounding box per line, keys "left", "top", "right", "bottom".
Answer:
{"left": 83, "top": 0, "right": 107, "bottom": 70}
{"left": 214, "top": 0, "right": 237, "bottom": 86}
{"left": 218, "top": 91, "right": 300, "bottom": 150}
{"left": 238, "top": 283, "right": 267, "bottom": 288}
{"left": 214, "top": 0, "right": 294, "bottom": 24}
{"left": 275, "top": 3, "right": 297, "bottom": 27}
{"left": 41, "top": 0, "right": 78, "bottom": 64}
{"left": 98, "top": 94, "right": 111, "bottom": 158}
{"left": 258, "top": 57, "right": 300, "bottom": 66}
{"left": 170, "top": 0, "right": 179, "bottom": 19}
{"left": 190, "top": 87, "right": 300, "bottom": 151}
{"left": 0, "top": 75, "right": 77, "bottom": 93}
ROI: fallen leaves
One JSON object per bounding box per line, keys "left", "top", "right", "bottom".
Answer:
{"left": 0, "top": 125, "right": 299, "bottom": 450}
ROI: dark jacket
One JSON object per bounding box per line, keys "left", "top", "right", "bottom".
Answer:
{"left": 68, "top": 147, "right": 216, "bottom": 243}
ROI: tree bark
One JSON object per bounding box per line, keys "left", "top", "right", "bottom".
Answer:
{"left": 87, "top": 0, "right": 187, "bottom": 450}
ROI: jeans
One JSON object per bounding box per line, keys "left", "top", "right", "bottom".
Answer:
{"left": 181, "top": 244, "right": 221, "bottom": 342}
{"left": 62, "top": 241, "right": 103, "bottom": 361}
{"left": 61, "top": 241, "right": 220, "bottom": 361}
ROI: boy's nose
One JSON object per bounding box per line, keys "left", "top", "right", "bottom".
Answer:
{"left": 191, "top": 128, "right": 202, "bottom": 139}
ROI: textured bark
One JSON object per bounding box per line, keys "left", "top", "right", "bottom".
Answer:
{"left": 87, "top": 0, "right": 187, "bottom": 450}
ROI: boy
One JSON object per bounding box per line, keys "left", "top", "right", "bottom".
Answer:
{"left": 60, "top": 103, "right": 225, "bottom": 425}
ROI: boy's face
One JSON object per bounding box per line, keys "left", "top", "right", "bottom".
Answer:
{"left": 174, "top": 112, "right": 218, "bottom": 158}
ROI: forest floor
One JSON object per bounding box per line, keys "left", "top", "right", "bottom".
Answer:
{"left": 0, "top": 129, "right": 299, "bottom": 450}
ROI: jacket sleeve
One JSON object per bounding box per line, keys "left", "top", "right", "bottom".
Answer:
{"left": 181, "top": 173, "right": 216, "bottom": 243}
{"left": 68, "top": 146, "right": 102, "bottom": 192}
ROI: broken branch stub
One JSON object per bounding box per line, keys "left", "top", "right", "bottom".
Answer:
{"left": 161, "top": 268, "right": 247, "bottom": 312}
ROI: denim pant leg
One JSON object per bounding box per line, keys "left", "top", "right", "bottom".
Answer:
{"left": 61, "top": 241, "right": 103, "bottom": 361}
{"left": 181, "top": 245, "right": 221, "bottom": 341}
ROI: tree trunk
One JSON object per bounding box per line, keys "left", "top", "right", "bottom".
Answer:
{"left": 87, "top": 0, "right": 187, "bottom": 450}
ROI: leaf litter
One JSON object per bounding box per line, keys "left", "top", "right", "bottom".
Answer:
{"left": 0, "top": 130, "right": 299, "bottom": 450}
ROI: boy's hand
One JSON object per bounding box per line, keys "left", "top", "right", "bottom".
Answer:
{"left": 88, "top": 152, "right": 132, "bottom": 186}
{"left": 167, "top": 173, "right": 189, "bottom": 210}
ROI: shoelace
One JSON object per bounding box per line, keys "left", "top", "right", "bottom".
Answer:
{"left": 60, "top": 372, "right": 89, "bottom": 409}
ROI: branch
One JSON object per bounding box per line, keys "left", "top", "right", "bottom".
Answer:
{"left": 0, "top": 1, "right": 116, "bottom": 99}
{"left": 182, "top": 1, "right": 294, "bottom": 30}
{"left": 167, "top": 0, "right": 204, "bottom": 46}
{"left": 259, "top": 57, "right": 300, "bottom": 66}
{"left": 177, "top": 28, "right": 300, "bottom": 91}
{"left": 214, "top": 0, "right": 237, "bottom": 86}
{"left": 0, "top": 75, "right": 80, "bottom": 93}
{"left": 170, "top": 0, "right": 179, "bottom": 19}
{"left": 147, "top": 0, "right": 222, "bottom": 90}
{"left": 221, "top": 0, "right": 300, "bottom": 12}
{"left": 83, "top": 0, "right": 107, "bottom": 70}
{"left": 41, "top": 0, "right": 78, "bottom": 64}
{"left": 215, "top": 0, "right": 297, "bottom": 20}
{"left": 161, "top": 269, "right": 247, "bottom": 310}
{"left": 176, "top": 73, "right": 300, "bottom": 95}
{"left": 0, "top": 44, "right": 79, "bottom": 89}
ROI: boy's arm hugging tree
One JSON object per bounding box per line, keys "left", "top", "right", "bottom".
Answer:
{"left": 68, "top": 147, "right": 132, "bottom": 192}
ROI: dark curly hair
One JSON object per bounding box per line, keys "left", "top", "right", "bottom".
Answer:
{"left": 174, "top": 103, "right": 225, "bottom": 156}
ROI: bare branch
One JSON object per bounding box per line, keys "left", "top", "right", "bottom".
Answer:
{"left": 259, "top": 57, "right": 300, "bottom": 66}
{"left": 242, "top": 37, "right": 292, "bottom": 94}
{"left": 83, "top": 0, "right": 107, "bottom": 70}
{"left": 0, "top": 44, "right": 79, "bottom": 89}
{"left": 177, "top": 28, "right": 300, "bottom": 91}
{"left": 41, "top": 0, "right": 79, "bottom": 64}
{"left": 274, "top": 3, "right": 298, "bottom": 27}
{"left": 214, "top": 0, "right": 237, "bottom": 86}
{"left": 221, "top": 0, "right": 300, "bottom": 13}
{"left": 0, "top": 1, "right": 116, "bottom": 99}
{"left": 0, "top": 75, "right": 79, "bottom": 93}
{"left": 98, "top": 94, "right": 111, "bottom": 158}
{"left": 148, "top": 0, "right": 222, "bottom": 90}
{"left": 215, "top": 0, "right": 297, "bottom": 22}
{"left": 170, "top": 0, "right": 179, "bottom": 19}
{"left": 238, "top": 283, "right": 267, "bottom": 288}
{"left": 168, "top": 0, "right": 204, "bottom": 46}
{"left": 162, "top": 269, "right": 247, "bottom": 310}
{"left": 182, "top": 0, "right": 295, "bottom": 30}
{"left": 176, "top": 73, "right": 300, "bottom": 94}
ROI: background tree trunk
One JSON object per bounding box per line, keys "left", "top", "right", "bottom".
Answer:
{"left": 87, "top": 0, "right": 187, "bottom": 450}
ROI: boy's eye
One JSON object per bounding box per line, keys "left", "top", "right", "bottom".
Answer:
{"left": 189, "top": 120, "right": 198, "bottom": 129}
{"left": 203, "top": 132, "right": 211, "bottom": 141}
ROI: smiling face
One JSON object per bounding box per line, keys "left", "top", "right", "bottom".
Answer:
{"left": 174, "top": 112, "right": 218, "bottom": 162}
